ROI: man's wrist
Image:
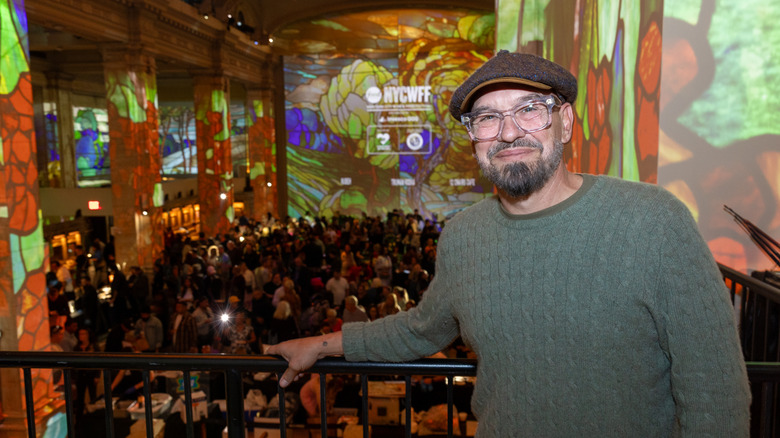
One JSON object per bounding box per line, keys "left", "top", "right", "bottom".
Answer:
{"left": 318, "top": 332, "right": 343, "bottom": 359}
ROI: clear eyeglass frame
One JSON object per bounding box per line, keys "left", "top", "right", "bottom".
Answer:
{"left": 460, "top": 95, "right": 561, "bottom": 142}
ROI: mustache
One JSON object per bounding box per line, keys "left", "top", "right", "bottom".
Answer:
{"left": 486, "top": 138, "right": 542, "bottom": 159}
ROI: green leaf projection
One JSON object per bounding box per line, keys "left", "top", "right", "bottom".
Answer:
{"left": 283, "top": 9, "right": 495, "bottom": 220}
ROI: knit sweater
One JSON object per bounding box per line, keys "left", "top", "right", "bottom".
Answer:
{"left": 342, "top": 174, "right": 750, "bottom": 437}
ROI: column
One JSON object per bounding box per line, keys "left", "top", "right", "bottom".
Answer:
{"left": 43, "top": 72, "right": 77, "bottom": 188}
{"left": 193, "top": 74, "right": 234, "bottom": 237}
{"left": 103, "top": 48, "right": 164, "bottom": 271}
{"left": 246, "top": 86, "right": 276, "bottom": 221}
{"left": 0, "top": 1, "right": 51, "bottom": 436}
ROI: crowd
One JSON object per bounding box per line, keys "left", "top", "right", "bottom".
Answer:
{"left": 45, "top": 209, "right": 444, "bottom": 409}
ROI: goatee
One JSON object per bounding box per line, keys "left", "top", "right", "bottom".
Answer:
{"left": 477, "top": 138, "right": 564, "bottom": 198}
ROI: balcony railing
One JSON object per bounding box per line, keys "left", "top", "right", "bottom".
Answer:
{"left": 1, "top": 264, "right": 779, "bottom": 437}
{"left": 0, "top": 352, "right": 477, "bottom": 438}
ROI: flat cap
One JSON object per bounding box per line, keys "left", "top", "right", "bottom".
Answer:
{"left": 449, "top": 50, "right": 577, "bottom": 120}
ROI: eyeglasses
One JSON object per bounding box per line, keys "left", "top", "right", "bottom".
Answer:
{"left": 460, "top": 96, "right": 561, "bottom": 141}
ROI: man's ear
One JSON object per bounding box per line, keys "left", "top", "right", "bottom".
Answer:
{"left": 559, "top": 103, "right": 574, "bottom": 144}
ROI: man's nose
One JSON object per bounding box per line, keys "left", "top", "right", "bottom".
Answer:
{"left": 498, "top": 115, "right": 526, "bottom": 143}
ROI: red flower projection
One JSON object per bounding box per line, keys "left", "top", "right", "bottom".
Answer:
{"left": 635, "top": 20, "right": 662, "bottom": 183}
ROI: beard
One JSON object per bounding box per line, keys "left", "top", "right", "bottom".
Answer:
{"left": 476, "top": 137, "right": 564, "bottom": 198}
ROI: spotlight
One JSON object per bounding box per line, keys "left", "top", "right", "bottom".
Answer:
{"left": 227, "top": 13, "right": 233, "bottom": 19}
{"left": 203, "top": 13, "right": 209, "bottom": 20}
{"left": 266, "top": 182, "right": 272, "bottom": 187}
{"left": 268, "top": 37, "right": 274, "bottom": 44}
{"left": 220, "top": 193, "right": 227, "bottom": 200}
{"left": 220, "top": 313, "right": 230, "bottom": 323}
{"left": 254, "top": 40, "right": 259, "bottom": 45}
{"left": 142, "top": 210, "right": 148, "bottom": 216}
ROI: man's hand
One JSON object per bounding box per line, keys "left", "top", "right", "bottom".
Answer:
{"left": 265, "top": 331, "right": 343, "bottom": 388}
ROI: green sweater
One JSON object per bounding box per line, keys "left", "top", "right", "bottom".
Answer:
{"left": 343, "top": 174, "right": 750, "bottom": 437}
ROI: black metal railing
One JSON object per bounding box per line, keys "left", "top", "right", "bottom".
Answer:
{"left": 0, "top": 352, "right": 477, "bottom": 438}
{"left": 1, "top": 264, "right": 779, "bottom": 437}
{"left": 720, "top": 263, "right": 780, "bottom": 437}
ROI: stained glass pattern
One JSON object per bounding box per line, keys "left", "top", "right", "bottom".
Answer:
{"left": 282, "top": 9, "right": 495, "bottom": 219}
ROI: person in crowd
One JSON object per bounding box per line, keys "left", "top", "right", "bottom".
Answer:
{"left": 203, "top": 265, "right": 223, "bottom": 302}
{"left": 73, "top": 328, "right": 99, "bottom": 419}
{"left": 77, "top": 275, "right": 100, "bottom": 331}
{"left": 377, "top": 289, "right": 401, "bottom": 318}
{"left": 367, "top": 305, "right": 378, "bottom": 321}
{"left": 110, "top": 348, "right": 156, "bottom": 400}
{"left": 170, "top": 300, "right": 198, "bottom": 353}
{"left": 127, "top": 266, "right": 150, "bottom": 308}
{"left": 323, "top": 308, "right": 342, "bottom": 332}
{"left": 52, "top": 259, "right": 74, "bottom": 299}
{"left": 108, "top": 265, "right": 135, "bottom": 325}
{"left": 342, "top": 295, "right": 369, "bottom": 324}
{"left": 135, "top": 305, "right": 164, "bottom": 352}
{"left": 268, "top": 51, "right": 750, "bottom": 436}
{"left": 268, "top": 300, "right": 299, "bottom": 344}
{"left": 325, "top": 270, "right": 349, "bottom": 308}
{"left": 60, "top": 318, "right": 79, "bottom": 352}
{"left": 218, "top": 311, "right": 255, "bottom": 355}
{"left": 192, "top": 296, "right": 215, "bottom": 347}
{"left": 47, "top": 281, "right": 69, "bottom": 323}
{"left": 178, "top": 275, "right": 197, "bottom": 309}
{"left": 250, "top": 288, "right": 273, "bottom": 346}
{"left": 104, "top": 317, "right": 134, "bottom": 353}
{"left": 240, "top": 262, "right": 256, "bottom": 311}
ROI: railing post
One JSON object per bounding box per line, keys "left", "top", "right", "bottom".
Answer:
{"left": 23, "top": 368, "right": 36, "bottom": 438}
{"left": 142, "top": 370, "right": 153, "bottom": 438}
{"left": 102, "top": 369, "right": 115, "bottom": 438}
{"left": 225, "top": 368, "right": 245, "bottom": 438}
{"left": 64, "top": 369, "right": 74, "bottom": 437}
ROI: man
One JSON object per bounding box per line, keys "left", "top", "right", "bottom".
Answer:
{"left": 135, "top": 305, "right": 164, "bottom": 352}
{"left": 60, "top": 318, "right": 79, "bottom": 352}
{"left": 192, "top": 296, "right": 215, "bottom": 346}
{"left": 128, "top": 266, "right": 151, "bottom": 309}
{"left": 341, "top": 295, "right": 368, "bottom": 324}
{"left": 325, "top": 270, "right": 349, "bottom": 308}
{"left": 52, "top": 260, "right": 74, "bottom": 298}
{"left": 170, "top": 300, "right": 198, "bottom": 353}
{"left": 268, "top": 51, "right": 750, "bottom": 436}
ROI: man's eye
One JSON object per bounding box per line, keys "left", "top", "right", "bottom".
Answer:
{"left": 474, "top": 114, "right": 499, "bottom": 123}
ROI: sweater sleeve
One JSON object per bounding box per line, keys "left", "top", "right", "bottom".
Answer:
{"left": 652, "top": 196, "right": 751, "bottom": 436}
{"left": 342, "top": 242, "right": 460, "bottom": 362}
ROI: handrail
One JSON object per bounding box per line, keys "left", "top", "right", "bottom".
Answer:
{"left": 0, "top": 351, "right": 478, "bottom": 375}
{"left": 0, "top": 352, "right": 477, "bottom": 438}
{"left": 719, "top": 263, "right": 780, "bottom": 301}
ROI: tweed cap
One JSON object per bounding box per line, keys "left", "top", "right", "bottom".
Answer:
{"left": 449, "top": 50, "right": 577, "bottom": 120}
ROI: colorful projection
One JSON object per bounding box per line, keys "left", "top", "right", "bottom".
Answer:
{"left": 283, "top": 9, "right": 496, "bottom": 219}
{"left": 0, "top": 0, "right": 56, "bottom": 429}
{"left": 73, "top": 106, "right": 110, "bottom": 186}
{"left": 496, "top": 0, "right": 663, "bottom": 183}
{"left": 159, "top": 103, "right": 197, "bottom": 175}
{"left": 159, "top": 102, "right": 246, "bottom": 176}
{"left": 659, "top": 0, "right": 780, "bottom": 272}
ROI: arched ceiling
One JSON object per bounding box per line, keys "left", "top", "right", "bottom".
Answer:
{"left": 204, "top": 0, "right": 494, "bottom": 45}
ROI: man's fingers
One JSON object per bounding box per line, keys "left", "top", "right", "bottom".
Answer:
{"left": 279, "top": 368, "right": 299, "bottom": 388}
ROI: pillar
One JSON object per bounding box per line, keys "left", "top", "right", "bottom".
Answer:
{"left": 193, "top": 74, "right": 234, "bottom": 237}
{"left": 246, "top": 86, "right": 276, "bottom": 221}
{"left": 0, "top": 0, "right": 53, "bottom": 436}
{"left": 44, "top": 72, "right": 77, "bottom": 188}
{"left": 103, "top": 48, "right": 164, "bottom": 271}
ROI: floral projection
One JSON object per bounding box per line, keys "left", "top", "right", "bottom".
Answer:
{"left": 105, "top": 60, "right": 164, "bottom": 268}
{"left": 282, "top": 9, "right": 495, "bottom": 219}
{"left": 194, "top": 79, "right": 234, "bottom": 236}
{"left": 247, "top": 93, "right": 277, "bottom": 219}
{"left": 0, "top": 0, "right": 53, "bottom": 428}
{"left": 659, "top": 1, "right": 780, "bottom": 272}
